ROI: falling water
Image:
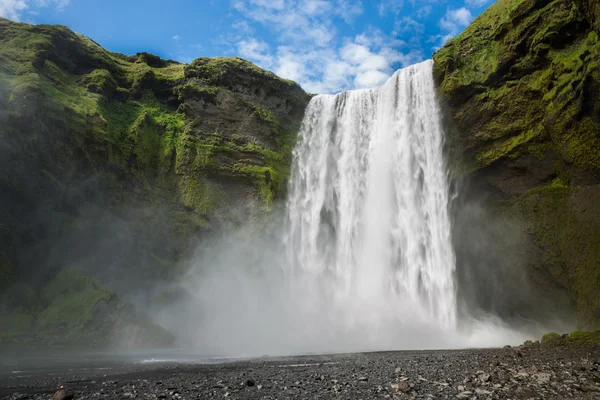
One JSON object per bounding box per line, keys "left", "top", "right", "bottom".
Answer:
{"left": 286, "top": 60, "right": 457, "bottom": 331}
{"left": 177, "top": 60, "right": 533, "bottom": 357}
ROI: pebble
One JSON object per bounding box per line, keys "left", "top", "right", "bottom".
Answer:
{"left": 3, "top": 344, "right": 599, "bottom": 400}
{"left": 52, "top": 389, "right": 74, "bottom": 400}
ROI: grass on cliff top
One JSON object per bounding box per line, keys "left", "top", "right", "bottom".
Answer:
{"left": 434, "top": 0, "right": 600, "bottom": 171}
{"left": 186, "top": 56, "right": 300, "bottom": 88}
{"left": 0, "top": 17, "right": 301, "bottom": 222}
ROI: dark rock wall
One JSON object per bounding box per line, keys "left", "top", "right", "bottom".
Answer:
{"left": 434, "top": 0, "right": 600, "bottom": 328}
{"left": 0, "top": 18, "right": 310, "bottom": 345}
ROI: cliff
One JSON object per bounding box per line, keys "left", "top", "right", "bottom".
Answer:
{"left": 0, "top": 18, "right": 311, "bottom": 344}
{"left": 434, "top": 0, "right": 600, "bottom": 328}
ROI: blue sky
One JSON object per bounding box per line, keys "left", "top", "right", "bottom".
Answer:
{"left": 0, "top": 0, "right": 493, "bottom": 93}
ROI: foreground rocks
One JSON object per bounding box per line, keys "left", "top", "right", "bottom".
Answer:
{"left": 2, "top": 344, "right": 599, "bottom": 399}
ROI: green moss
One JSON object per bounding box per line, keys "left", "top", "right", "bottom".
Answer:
{"left": 475, "top": 128, "right": 541, "bottom": 167}
{"left": 36, "top": 268, "right": 115, "bottom": 340}
{"left": 541, "top": 332, "right": 562, "bottom": 345}
{"left": 434, "top": 0, "right": 600, "bottom": 329}
{"left": 253, "top": 104, "right": 279, "bottom": 126}
{"left": 125, "top": 59, "right": 184, "bottom": 84}
{"left": 178, "top": 82, "right": 219, "bottom": 100}
{"left": 185, "top": 57, "right": 298, "bottom": 87}
{"left": 434, "top": 0, "right": 600, "bottom": 171}
{"left": 177, "top": 175, "right": 219, "bottom": 216}
{"left": 0, "top": 313, "right": 35, "bottom": 337}
{"left": 79, "top": 69, "right": 117, "bottom": 95}
{"left": 232, "top": 164, "right": 279, "bottom": 209}
{"left": 505, "top": 184, "right": 600, "bottom": 328}
{"left": 0, "top": 17, "right": 309, "bottom": 344}
{"left": 0, "top": 253, "right": 14, "bottom": 289}
{"left": 150, "top": 253, "right": 180, "bottom": 271}
{"left": 99, "top": 100, "right": 141, "bottom": 156}
{"left": 567, "top": 330, "right": 600, "bottom": 343}
{"left": 539, "top": 330, "right": 600, "bottom": 346}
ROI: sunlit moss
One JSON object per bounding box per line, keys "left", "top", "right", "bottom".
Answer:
{"left": 0, "top": 17, "right": 310, "bottom": 344}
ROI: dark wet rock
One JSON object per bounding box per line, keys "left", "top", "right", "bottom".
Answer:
{"left": 52, "top": 389, "right": 74, "bottom": 400}
{"left": 0, "top": 18, "right": 311, "bottom": 347}
{"left": 245, "top": 379, "right": 255, "bottom": 387}
{"left": 456, "top": 391, "right": 472, "bottom": 398}
{"left": 516, "top": 386, "right": 537, "bottom": 399}
{"left": 476, "top": 371, "right": 490, "bottom": 383}
{"left": 434, "top": 0, "right": 600, "bottom": 330}
{"left": 391, "top": 380, "right": 411, "bottom": 393}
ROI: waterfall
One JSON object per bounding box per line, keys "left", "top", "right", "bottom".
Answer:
{"left": 179, "top": 60, "right": 530, "bottom": 357}
{"left": 285, "top": 60, "right": 457, "bottom": 331}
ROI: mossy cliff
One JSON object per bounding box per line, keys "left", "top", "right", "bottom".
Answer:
{"left": 0, "top": 18, "right": 310, "bottom": 345}
{"left": 433, "top": 0, "right": 600, "bottom": 328}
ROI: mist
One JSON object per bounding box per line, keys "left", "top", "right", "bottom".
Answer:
{"left": 0, "top": 55, "right": 575, "bottom": 357}
{"left": 145, "top": 198, "right": 571, "bottom": 358}
{"left": 147, "top": 63, "right": 573, "bottom": 358}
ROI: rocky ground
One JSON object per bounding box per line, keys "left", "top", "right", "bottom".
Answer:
{"left": 1, "top": 344, "right": 599, "bottom": 400}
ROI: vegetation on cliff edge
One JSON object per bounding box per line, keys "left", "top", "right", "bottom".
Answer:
{"left": 0, "top": 17, "right": 311, "bottom": 345}
{"left": 433, "top": 0, "right": 600, "bottom": 328}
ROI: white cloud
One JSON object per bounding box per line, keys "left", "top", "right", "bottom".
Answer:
{"left": 231, "top": 20, "right": 253, "bottom": 35}
{"left": 229, "top": 0, "right": 429, "bottom": 93}
{"left": 237, "top": 38, "right": 274, "bottom": 66}
{"left": 172, "top": 34, "right": 182, "bottom": 41}
{"left": 437, "top": 7, "right": 473, "bottom": 45}
{"left": 36, "top": 0, "right": 68, "bottom": 9}
{"left": 441, "top": 7, "right": 472, "bottom": 28}
{"left": 302, "top": 0, "right": 332, "bottom": 16}
{"left": 378, "top": 0, "right": 403, "bottom": 16}
{"left": 392, "top": 16, "right": 424, "bottom": 36}
{"left": 336, "top": 0, "right": 363, "bottom": 23}
{"left": 465, "top": 0, "right": 491, "bottom": 7}
{"left": 234, "top": 32, "right": 421, "bottom": 93}
{"left": 416, "top": 5, "right": 432, "bottom": 18}
{"left": 0, "top": 0, "right": 69, "bottom": 21}
{"left": 0, "top": 0, "right": 27, "bottom": 20}
{"left": 249, "top": 0, "right": 285, "bottom": 10}
{"left": 354, "top": 69, "right": 390, "bottom": 88}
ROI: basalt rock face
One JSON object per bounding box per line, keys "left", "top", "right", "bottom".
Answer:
{"left": 0, "top": 18, "right": 310, "bottom": 344}
{"left": 434, "top": 0, "right": 600, "bottom": 328}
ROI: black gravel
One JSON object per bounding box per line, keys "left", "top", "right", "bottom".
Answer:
{"left": 2, "top": 345, "right": 599, "bottom": 399}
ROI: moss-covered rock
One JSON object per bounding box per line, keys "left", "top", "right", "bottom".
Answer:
{"left": 434, "top": 0, "right": 600, "bottom": 175}
{"left": 541, "top": 332, "right": 562, "bottom": 345}
{"left": 434, "top": 0, "right": 600, "bottom": 328}
{"left": 0, "top": 17, "right": 310, "bottom": 345}
{"left": 0, "top": 268, "right": 173, "bottom": 346}
{"left": 540, "top": 330, "right": 600, "bottom": 346}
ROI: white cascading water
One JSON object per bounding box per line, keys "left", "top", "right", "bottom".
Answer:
{"left": 176, "top": 60, "right": 532, "bottom": 357}
{"left": 285, "top": 59, "right": 457, "bottom": 333}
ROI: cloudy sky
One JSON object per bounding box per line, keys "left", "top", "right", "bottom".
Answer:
{"left": 0, "top": 0, "right": 492, "bottom": 93}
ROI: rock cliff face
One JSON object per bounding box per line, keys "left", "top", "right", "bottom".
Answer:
{"left": 0, "top": 18, "right": 310, "bottom": 344}
{"left": 434, "top": 0, "right": 600, "bottom": 328}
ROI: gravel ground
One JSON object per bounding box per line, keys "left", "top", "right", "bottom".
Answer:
{"left": 1, "top": 344, "right": 599, "bottom": 399}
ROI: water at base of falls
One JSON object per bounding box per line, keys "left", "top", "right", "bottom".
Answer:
{"left": 286, "top": 59, "right": 456, "bottom": 330}
{"left": 174, "top": 61, "right": 538, "bottom": 357}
